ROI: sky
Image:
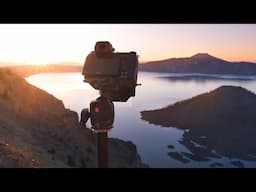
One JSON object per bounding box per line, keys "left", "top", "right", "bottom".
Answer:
{"left": 0, "top": 24, "right": 256, "bottom": 65}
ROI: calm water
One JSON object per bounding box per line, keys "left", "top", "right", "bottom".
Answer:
{"left": 26, "top": 72, "right": 256, "bottom": 168}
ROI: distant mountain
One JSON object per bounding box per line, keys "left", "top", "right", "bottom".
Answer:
{"left": 5, "top": 64, "right": 83, "bottom": 78}
{"left": 141, "top": 86, "right": 256, "bottom": 161}
{"left": 139, "top": 53, "right": 256, "bottom": 75}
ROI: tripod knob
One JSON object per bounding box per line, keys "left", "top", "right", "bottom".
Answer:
{"left": 80, "top": 108, "right": 90, "bottom": 127}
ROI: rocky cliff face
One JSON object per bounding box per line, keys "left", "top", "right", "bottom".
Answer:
{"left": 0, "top": 68, "right": 147, "bottom": 168}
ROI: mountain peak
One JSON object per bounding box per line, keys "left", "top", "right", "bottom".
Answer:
{"left": 191, "top": 53, "right": 214, "bottom": 59}
{"left": 190, "top": 53, "right": 227, "bottom": 63}
{"left": 210, "top": 85, "right": 256, "bottom": 99}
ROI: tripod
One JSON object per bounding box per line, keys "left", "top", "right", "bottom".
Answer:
{"left": 80, "top": 96, "right": 114, "bottom": 168}
{"left": 95, "top": 130, "right": 108, "bottom": 168}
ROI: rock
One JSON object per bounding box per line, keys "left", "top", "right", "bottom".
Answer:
{"left": 0, "top": 69, "right": 146, "bottom": 168}
{"left": 109, "top": 138, "right": 149, "bottom": 168}
{"left": 181, "top": 152, "right": 210, "bottom": 162}
{"left": 209, "top": 162, "right": 223, "bottom": 168}
{"left": 168, "top": 152, "right": 190, "bottom": 164}
{"left": 167, "top": 145, "right": 175, "bottom": 149}
{"left": 0, "top": 143, "right": 39, "bottom": 168}
{"left": 230, "top": 161, "right": 244, "bottom": 168}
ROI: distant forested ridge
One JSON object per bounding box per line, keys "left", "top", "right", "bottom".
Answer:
{"left": 139, "top": 53, "right": 256, "bottom": 75}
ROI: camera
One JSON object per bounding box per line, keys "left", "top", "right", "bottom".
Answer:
{"left": 80, "top": 41, "right": 140, "bottom": 130}
{"left": 82, "top": 41, "right": 139, "bottom": 102}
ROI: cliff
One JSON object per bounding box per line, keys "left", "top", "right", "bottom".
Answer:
{"left": 0, "top": 68, "right": 147, "bottom": 168}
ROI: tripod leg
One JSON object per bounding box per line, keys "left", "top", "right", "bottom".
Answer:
{"left": 80, "top": 108, "right": 90, "bottom": 127}
{"left": 97, "top": 131, "right": 108, "bottom": 168}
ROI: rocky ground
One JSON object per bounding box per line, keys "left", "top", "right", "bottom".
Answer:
{"left": 0, "top": 68, "right": 147, "bottom": 168}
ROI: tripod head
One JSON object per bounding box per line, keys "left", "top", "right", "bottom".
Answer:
{"left": 80, "top": 95, "right": 114, "bottom": 132}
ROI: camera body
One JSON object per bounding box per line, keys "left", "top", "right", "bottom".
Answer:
{"left": 82, "top": 41, "right": 139, "bottom": 102}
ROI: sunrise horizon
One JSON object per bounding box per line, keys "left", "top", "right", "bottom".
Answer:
{"left": 0, "top": 24, "right": 256, "bottom": 66}
{"left": 1, "top": 52, "right": 256, "bottom": 66}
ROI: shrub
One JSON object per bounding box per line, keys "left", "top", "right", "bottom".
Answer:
{"left": 87, "top": 146, "right": 93, "bottom": 154}
{"left": 47, "top": 148, "right": 56, "bottom": 154}
{"left": 47, "top": 148, "right": 56, "bottom": 160}
{"left": 67, "top": 155, "right": 76, "bottom": 167}
{"left": 80, "top": 157, "right": 87, "bottom": 168}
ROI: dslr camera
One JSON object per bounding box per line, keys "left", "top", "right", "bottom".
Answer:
{"left": 81, "top": 41, "right": 139, "bottom": 130}
{"left": 82, "top": 41, "right": 139, "bottom": 102}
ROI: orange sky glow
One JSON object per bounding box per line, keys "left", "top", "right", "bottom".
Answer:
{"left": 0, "top": 24, "right": 255, "bottom": 65}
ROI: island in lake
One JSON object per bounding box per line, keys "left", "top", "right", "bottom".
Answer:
{"left": 141, "top": 86, "right": 256, "bottom": 166}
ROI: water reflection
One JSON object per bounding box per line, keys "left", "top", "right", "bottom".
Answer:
{"left": 158, "top": 75, "right": 256, "bottom": 83}
{"left": 166, "top": 130, "right": 253, "bottom": 168}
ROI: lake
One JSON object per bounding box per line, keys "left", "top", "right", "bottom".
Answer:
{"left": 26, "top": 72, "right": 256, "bottom": 168}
